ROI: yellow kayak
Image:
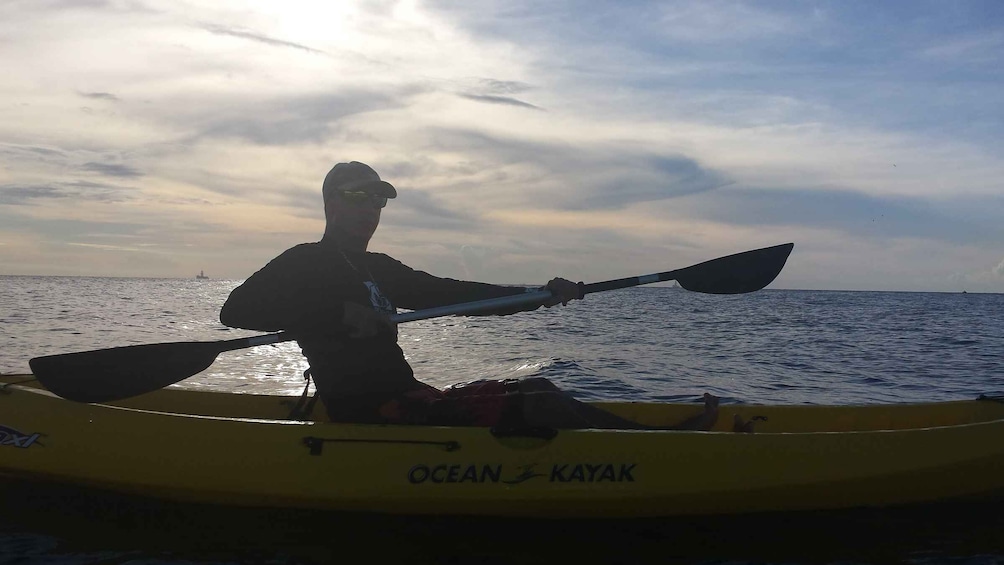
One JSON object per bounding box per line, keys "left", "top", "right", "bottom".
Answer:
{"left": 2, "top": 373, "right": 1003, "bottom": 518}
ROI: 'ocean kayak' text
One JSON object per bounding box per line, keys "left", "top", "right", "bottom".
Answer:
{"left": 407, "top": 463, "right": 636, "bottom": 484}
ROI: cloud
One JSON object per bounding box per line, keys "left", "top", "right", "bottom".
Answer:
{"left": 455, "top": 76, "right": 541, "bottom": 109}
{"left": 431, "top": 1, "right": 1004, "bottom": 149}
{"left": 457, "top": 93, "right": 541, "bottom": 110}
{"left": 27, "top": 0, "right": 159, "bottom": 12}
{"left": 417, "top": 128, "right": 731, "bottom": 210}
{"left": 995, "top": 259, "right": 1004, "bottom": 278}
{"left": 921, "top": 30, "right": 1004, "bottom": 65}
{"left": 476, "top": 79, "right": 533, "bottom": 95}
{"left": 674, "top": 187, "right": 1004, "bottom": 245}
{"left": 199, "top": 23, "right": 327, "bottom": 55}
{"left": 0, "top": 181, "right": 132, "bottom": 205}
{"left": 186, "top": 89, "right": 418, "bottom": 145}
{"left": 398, "top": 191, "right": 467, "bottom": 222}
{"left": 82, "top": 162, "right": 143, "bottom": 177}
{"left": 0, "top": 144, "right": 67, "bottom": 159}
{"left": 0, "top": 207, "right": 166, "bottom": 247}
{"left": 656, "top": 1, "right": 802, "bottom": 43}
{"left": 66, "top": 242, "right": 144, "bottom": 252}
{"left": 582, "top": 154, "right": 731, "bottom": 208}
{"left": 430, "top": 1, "right": 804, "bottom": 48}
{"left": 388, "top": 189, "right": 479, "bottom": 231}
{"left": 78, "top": 91, "right": 120, "bottom": 101}
{"left": 0, "top": 185, "right": 68, "bottom": 204}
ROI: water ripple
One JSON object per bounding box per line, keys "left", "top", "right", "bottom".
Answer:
{"left": 2, "top": 277, "right": 1002, "bottom": 405}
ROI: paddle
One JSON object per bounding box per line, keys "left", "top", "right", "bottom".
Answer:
{"left": 30, "top": 242, "right": 793, "bottom": 403}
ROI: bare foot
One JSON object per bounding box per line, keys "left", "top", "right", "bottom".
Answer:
{"left": 671, "top": 393, "right": 720, "bottom": 430}
{"left": 732, "top": 414, "right": 755, "bottom": 433}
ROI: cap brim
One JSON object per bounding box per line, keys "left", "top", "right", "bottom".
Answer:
{"left": 352, "top": 180, "right": 397, "bottom": 198}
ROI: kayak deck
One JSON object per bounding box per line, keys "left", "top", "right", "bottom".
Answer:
{"left": 3, "top": 373, "right": 1004, "bottom": 517}
{"left": 4, "top": 373, "right": 1001, "bottom": 433}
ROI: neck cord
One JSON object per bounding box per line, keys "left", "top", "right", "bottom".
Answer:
{"left": 339, "top": 249, "right": 376, "bottom": 282}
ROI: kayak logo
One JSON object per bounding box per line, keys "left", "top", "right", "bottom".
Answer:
{"left": 0, "top": 425, "right": 42, "bottom": 449}
{"left": 407, "top": 462, "right": 637, "bottom": 485}
{"left": 502, "top": 464, "right": 547, "bottom": 485}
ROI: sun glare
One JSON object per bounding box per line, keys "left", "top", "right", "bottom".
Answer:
{"left": 256, "top": 0, "right": 359, "bottom": 45}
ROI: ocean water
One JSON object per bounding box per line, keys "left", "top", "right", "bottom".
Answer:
{"left": 2, "top": 275, "right": 1004, "bottom": 564}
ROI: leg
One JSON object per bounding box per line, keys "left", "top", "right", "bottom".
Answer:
{"left": 518, "top": 390, "right": 720, "bottom": 431}
{"left": 518, "top": 390, "right": 650, "bottom": 429}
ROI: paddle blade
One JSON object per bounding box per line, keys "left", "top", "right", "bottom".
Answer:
{"left": 675, "top": 243, "right": 794, "bottom": 294}
{"left": 29, "top": 341, "right": 222, "bottom": 403}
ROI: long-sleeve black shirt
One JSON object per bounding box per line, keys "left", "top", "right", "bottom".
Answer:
{"left": 220, "top": 235, "right": 531, "bottom": 420}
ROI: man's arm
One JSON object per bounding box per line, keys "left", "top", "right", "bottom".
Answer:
{"left": 372, "top": 254, "right": 578, "bottom": 313}
{"left": 220, "top": 247, "right": 345, "bottom": 334}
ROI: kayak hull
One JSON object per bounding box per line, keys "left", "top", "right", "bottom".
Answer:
{"left": 3, "top": 374, "right": 1004, "bottom": 518}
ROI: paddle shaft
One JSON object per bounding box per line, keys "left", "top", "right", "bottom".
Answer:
{"left": 393, "top": 266, "right": 695, "bottom": 323}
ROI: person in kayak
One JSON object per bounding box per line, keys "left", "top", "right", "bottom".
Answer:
{"left": 220, "top": 161, "right": 719, "bottom": 430}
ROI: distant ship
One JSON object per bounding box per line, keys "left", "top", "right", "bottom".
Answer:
{"left": 196, "top": 270, "right": 209, "bottom": 280}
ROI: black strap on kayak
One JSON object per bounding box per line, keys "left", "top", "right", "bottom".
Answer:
{"left": 288, "top": 368, "right": 321, "bottom": 420}
{"left": 302, "top": 436, "right": 461, "bottom": 456}
{"left": 490, "top": 425, "right": 559, "bottom": 440}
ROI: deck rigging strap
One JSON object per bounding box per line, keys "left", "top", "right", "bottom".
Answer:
{"left": 288, "top": 368, "right": 321, "bottom": 420}
{"left": 302, "top": 436, "right": 461, "bottom": 456}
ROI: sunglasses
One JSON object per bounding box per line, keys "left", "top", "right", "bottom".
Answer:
{"left": 338, "top": 190, "right": 388, "bottom": 209}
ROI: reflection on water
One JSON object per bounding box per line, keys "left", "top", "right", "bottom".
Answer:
{"left": 3, "top": 479, "right": 1003, "bottom": 565}
{"left": 2, "top": 277, "right": 1003, "bottom": 405}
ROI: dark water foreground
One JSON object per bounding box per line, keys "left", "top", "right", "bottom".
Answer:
{"left": 3, "top": 479, "right": 1003, "bottom": 564}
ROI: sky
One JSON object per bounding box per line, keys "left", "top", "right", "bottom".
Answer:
{"left": 1, "top": 0, "right": 1002, "bottom": 292}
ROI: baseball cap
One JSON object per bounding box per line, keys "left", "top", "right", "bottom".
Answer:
{"left": 321, "top": 161, "right": 398, "bottom": 203}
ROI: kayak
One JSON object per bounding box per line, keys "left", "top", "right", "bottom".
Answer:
{"left": 2, "top": 373, "right": 1003, "bottom": 518}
